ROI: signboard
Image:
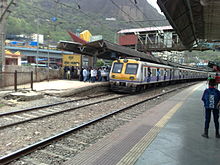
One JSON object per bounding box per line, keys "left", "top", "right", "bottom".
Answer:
{"left": 90, "top": 35, "right": 103, "bottom": 42}
{"left": 62, "top": 54, "right": 81, "bottom": 66}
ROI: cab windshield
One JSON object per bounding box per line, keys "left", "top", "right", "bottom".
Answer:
{"left": 125, "top": 63, "right": 138, "bottom": 74}
{"left": 112, "top": 63, "right": 123, "bottom": 73}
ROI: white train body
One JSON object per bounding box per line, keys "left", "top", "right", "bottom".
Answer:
{"left": 109, "top": 59, "right": 208, "bottom": 92}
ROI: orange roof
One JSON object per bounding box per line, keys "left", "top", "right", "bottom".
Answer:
{"left": 5, "top": 50, "right": 22, "bottom": 57}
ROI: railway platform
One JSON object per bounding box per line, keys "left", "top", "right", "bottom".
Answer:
{"left": 0, "top": 79, "right": 109, "bottom": 99}
{"left": 27, "top": 79, "right": 109, "bottom": 97}
{"left": 63, "top": 82, "right": 220, "bottom": 165}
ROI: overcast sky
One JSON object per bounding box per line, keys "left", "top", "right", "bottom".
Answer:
{"left": 147, "top": 0, "right": 162, "bottom": 14}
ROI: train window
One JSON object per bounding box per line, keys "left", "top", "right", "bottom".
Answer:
{"left": 160, "top": 69, "right": 164, "bottom": 76}
{"left": 125, "top": 64, "right": 138, "bottom": 74}
{"left": 152, "top": 68, "right": 157, "bottom": 76}
{"left": 174, "top": 70, "right": 179, "bottom": 77}
{"left": 166, "top": 69, "right": 169, "bottom": 76}
{"left": 112, "top": 63, "right": 123, "bottom": 73}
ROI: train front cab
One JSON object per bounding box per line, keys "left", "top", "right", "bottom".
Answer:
{"left": 109, "top": 59, "right": 141, "bottom": 92}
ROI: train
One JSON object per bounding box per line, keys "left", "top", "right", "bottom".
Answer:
{"left": 109, "top": 58, "right": 210, "bottom": 93}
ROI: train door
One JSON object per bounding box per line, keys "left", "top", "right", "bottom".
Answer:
{"left": 140, "top": 64, "right": 144, "bottom": 82}
{"left": 147, "top": 67, "right": 152, "bottom": 82}
{"left": 179, "top": 70, "right": 182, "bottom": 79}
{"left": 156, "top": 68, "right": 160, "bottom": 81}
{"left": 164, "top": 69, "right": 167, "bottom": 80}
{"left": 143, "top": 66, "right": 148, "bottom": 82}
{"left": 168, "top": 69, "right": 171, "bottom": 80}
{"left": 170, "top": 69, "right": 173, "bottom": 80}
{"left": 160, "top": 69, "right": 164, "bottom": 81}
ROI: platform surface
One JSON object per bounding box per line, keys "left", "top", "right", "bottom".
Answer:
{"left": 134, "top": 82, "right": 220, "bottom": 165}
{"left": 63, "top": 82, "right": 220, "bottom": 165}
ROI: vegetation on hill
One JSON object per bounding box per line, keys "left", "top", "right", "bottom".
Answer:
{"left": 6, "top": 0, "right": 167, "bottom": 43}
{"left": 185, "top": 50, "right": 220, "bottom": 63}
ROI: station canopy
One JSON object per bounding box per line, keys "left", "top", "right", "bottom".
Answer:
{"left": 157, "top": 0, "right": 220, "bottom": 49}
{"left": 57, "top": 40, "right": 200, "bottom": 70}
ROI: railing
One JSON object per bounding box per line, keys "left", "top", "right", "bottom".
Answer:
{"left": 0, "top": 71, "right": 33, "bottom": 91}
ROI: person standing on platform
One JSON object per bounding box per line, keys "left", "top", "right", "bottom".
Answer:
{"left": 79, "top": 68, "right": 83, "bottom": 81}
{"left": 97, "top": 68, "right": 102, "bottom": 81}
{"left": 66, "top": 67, "right": 71, "bottom": 80}
{"left": 63, "top": 66, "right": 68, "bottom": 79}
{"left": 215, "top": 72, "right": 220, "bottom": 88}
{"left": 201, "top": 79, "right": 220, "bottom": 138}
{"left": 91, "top": 68, "right": 97, "bottom": 83}
{"left": 71, "top": 66, "right": 75, "bottom": 80}
{"left": 83, "top": 68, "right": 87, "bottom": 82}
{"left": 207, "top": 75, "right": 214, "bottom": 83}
{"left": 87, "top": 68, "right": 90, "bottom": 82}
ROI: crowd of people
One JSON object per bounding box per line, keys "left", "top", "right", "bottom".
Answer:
{"left": 81, "top": 67, "right": 110, "bottom": 82}
{"left": 61, "top": 66, "right": 110, "bottom": 82}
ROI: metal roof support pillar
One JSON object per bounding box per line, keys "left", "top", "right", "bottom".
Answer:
{"left": 184, "top": 0, "right": 198, "bottom": 45}
{"left": 93, "top": 52, "right": 98, "bottom": 68}
{"left": 0, "top": 0, "right": 7, "bottom": 72}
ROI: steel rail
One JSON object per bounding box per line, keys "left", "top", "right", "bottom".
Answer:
{"left": 0, "top": 93, "right": 111, "bottom": 117}
{"left": 0, "top": 95, "right": 126, "bottom": 129}
{"left": 0, "top": 83, "right": 196, "bottom": 165}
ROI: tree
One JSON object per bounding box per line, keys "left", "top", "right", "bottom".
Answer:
{"left": 96, "top": 59, "right": 105, "bottom": 67}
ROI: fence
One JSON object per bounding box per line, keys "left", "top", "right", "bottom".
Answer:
{"left": 0, "top": 71, "right": 33, "bottom": 91}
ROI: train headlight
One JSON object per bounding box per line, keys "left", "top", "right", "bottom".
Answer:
{"left": 129, "top": 76, "right": 134, "bottom": 80}
{"left": 112, "top": 75, "right": 116, "bottom": 78}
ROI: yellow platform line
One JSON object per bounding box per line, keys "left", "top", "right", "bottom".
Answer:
{"left": 116, "top": 84, "right": 202, "bottom": 165}
{"left": 116, "top": 102, "right": 183, "bottom": 165}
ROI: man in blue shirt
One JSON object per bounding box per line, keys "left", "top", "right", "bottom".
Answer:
{"left": 202, "top": 79, "right": 220, "bottom": 138}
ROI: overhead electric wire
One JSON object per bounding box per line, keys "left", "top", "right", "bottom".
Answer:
{"left": 17, "top": 0, "right": 116, "bottom": 36}
{"left": 109, "top": 0, "right": 144, "bottom": 28}
{"left": 128, "top": 0, "right": 168, "bottom": 32}
{"left": 53, "top": 0, "right": 117, "bottom": 33}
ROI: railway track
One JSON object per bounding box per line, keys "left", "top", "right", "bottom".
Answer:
{"left": 0, "top": 93, "right": 126, "bottom": 129}
{"left": 0, "top": 83, "right": 196, "bottom": 165}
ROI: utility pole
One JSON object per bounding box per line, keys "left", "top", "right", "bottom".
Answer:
{"left": 0, "top": 0, "right": 7, "bottom": 72}
{"left": 0, "top": 0, "right": 16, "bottom": 72}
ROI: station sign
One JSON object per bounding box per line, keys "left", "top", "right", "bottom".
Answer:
{"left": 62, "top": 54, "right": 81, "bottom": 66}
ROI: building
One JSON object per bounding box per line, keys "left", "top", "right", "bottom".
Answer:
{"left": 117, "top": 26, "right": 183, "bottom": 52}
{"left": 5, "top": 50, "right": 22, "bottom": 65}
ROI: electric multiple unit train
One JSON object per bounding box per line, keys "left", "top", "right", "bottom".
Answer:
{"left": 109, "top": 59, "right": 209, "bottom": 93}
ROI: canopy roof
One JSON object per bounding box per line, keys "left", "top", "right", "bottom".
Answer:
{"left": 157, "top": 0, "right": 220, "bottom": 49}
{"left": 57, "top": 40, "right": 203, "bottom": 70}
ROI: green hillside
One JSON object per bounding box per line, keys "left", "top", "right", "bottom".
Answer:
{"left": 185, "top": 50, "right": 220, "bottom": 63}
{"left": 6, "top": 0, "right": 167, "bottom": 42}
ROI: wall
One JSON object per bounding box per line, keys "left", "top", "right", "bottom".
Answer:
{"left": 1, "top": 65, "right": 61, "bottom": 87}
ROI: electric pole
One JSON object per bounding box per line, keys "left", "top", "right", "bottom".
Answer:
{"left": 0, "top": 0, "right": 16, "bottom": 72}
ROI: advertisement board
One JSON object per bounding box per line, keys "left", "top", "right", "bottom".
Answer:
{"left": 62, "top": 54, "right": 81, "bottom": 66}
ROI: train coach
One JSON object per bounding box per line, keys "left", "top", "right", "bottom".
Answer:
{"left": 109, "top": 58, "right": 208, "bottom": 93}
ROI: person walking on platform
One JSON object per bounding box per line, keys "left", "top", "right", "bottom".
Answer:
{"left": 201, "top": 79, "right": 220, "bottom": 138}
